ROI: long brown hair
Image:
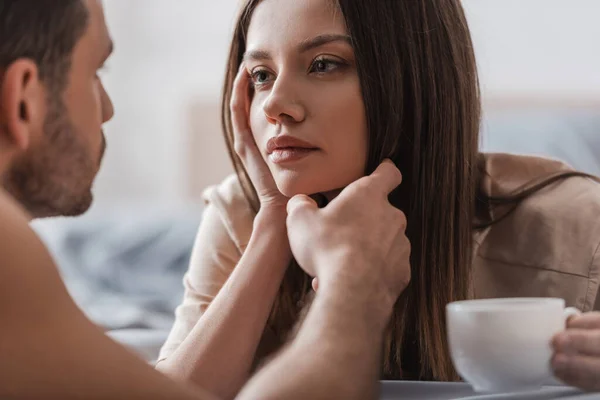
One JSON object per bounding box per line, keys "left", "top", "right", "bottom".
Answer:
{"left": 221, "top": 0, "right": 480, "bottom": 381}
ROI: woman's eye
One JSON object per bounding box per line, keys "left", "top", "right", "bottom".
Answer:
{"left": 251, "top": 70, "right": 272, "bottom": 85}
{"left": 310, "top": 59, "right": 341, "bottom": 74}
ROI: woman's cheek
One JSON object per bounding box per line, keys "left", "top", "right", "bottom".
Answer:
{"left": 248, "top": 102, "right": 260, "bottom": 138}
{"left": 248, "top": 104, "right": 269, "bottom": 161}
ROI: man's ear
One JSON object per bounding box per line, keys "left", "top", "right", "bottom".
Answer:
{"left": 0, "top": 60, "right": 46, "bottom": 151}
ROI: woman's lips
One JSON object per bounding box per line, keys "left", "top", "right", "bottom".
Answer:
{"left": 269, "top": 147, "right": 317, "bottom": 164}
{"left": 266, "top": 136, "right": 319, "bottom": 164}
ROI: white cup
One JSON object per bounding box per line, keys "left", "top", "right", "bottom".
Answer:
{"left": 446, "top": 298, "right": 580, "bottom": 393}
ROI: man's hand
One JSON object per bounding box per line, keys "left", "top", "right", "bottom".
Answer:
{"left": 239, "top": 161, "right": 410, "bottom": 400}
{"left": 551, "top": 312, "right": 600, "bottom": 392}
{"left": 286, "top": 160, "right": 411, "bottom": 313}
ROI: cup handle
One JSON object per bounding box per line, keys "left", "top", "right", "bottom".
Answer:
{"left": 563, "top": 307, "right": 582, "bottom": 326}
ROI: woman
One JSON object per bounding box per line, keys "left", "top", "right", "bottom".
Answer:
{"left": 156, "top": 0, "right": 600, "bottom": 397}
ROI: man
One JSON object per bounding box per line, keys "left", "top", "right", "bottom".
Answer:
{"left": 1, "top": 0, "right": 111, "bottom": 218}
{"left": 0, "top": 1, "right": 410, "bottom": 398}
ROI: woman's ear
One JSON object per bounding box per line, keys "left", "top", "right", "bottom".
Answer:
{"left": 0, "top": 59, "right": 45, "bottom": 151}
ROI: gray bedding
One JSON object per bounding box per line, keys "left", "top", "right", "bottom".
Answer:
{"left": 481, "top": 110, "right": 600, "bottom": 176}
{"left": 32, "top": 204, "right": 202, "bottom": 361}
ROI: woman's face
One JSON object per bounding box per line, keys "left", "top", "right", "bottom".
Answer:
{"left": 245, "top": 0, "right": 368, "bottom": 198}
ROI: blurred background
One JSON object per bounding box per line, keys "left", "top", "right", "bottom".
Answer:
{"left": 32, "top": 0, "right": 600, "bottom": 362}
{"left": 94, "top": 0, "right": 600, "bottom": 206}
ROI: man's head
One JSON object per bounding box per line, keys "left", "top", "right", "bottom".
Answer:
{"left": 0, "top": 0, "right": 114, "bottom": 218}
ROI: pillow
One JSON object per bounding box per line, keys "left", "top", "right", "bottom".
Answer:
{"left": 480, "top": 109, "right": 600, "bottom": 176}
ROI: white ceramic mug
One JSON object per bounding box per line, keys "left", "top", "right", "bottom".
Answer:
{"left": 446, "top": 298, "right": 580, "bottom": 393}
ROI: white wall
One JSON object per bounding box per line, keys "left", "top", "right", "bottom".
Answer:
{"left": 466, "top": 0, "right": 600, "bottom": 99}
{"left": 93, "top": 0, "right": 600, "bottom": 208}
{"left": 95, "top": 0, "right": 239, "bottom": 205}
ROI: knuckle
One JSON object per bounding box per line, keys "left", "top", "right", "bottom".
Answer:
{"left": 561, "top": 360, "right": 577, "bottom": 380}
{"left": 403, "top": 237, "right": 412, "bottom": 255}
{"left": 391, "top": 245, "right": 412, "bottom": 292}
{"left": 233, "top": 141, "right": 245, "bottom": 156}
{"left": 402, "top": 267, "right": 412, "bottom": 283}
{"left": 578, "top": 332, "right": 595, "bottom": 349}
{"left": 393, "top": 166, "right": 403, "bottom": 182}
{"left": 234, "top": 140, "right": 250, "bottom": 159}
{"left": 229, "top": 97, "right": 238, "bottom": 111}
{"left": 581, "top": 368, "right": 596, "bottom": 389}
{"left": 558, "top": 357, "right": 593, "bottom": 390}
{"left": 352, "top": 178, "right": 370, "bottom": 194}
{"left": 590, "top": 331, "right": 600, "bottom": 347}
{"left": 287, "top": 197, "right": 309, "bottom": 217}
{"left": 285, "top": 210, "right": 296, "bottom": 225}
{"left": 230, "top": 96, "right": 243, "bottom": 114}
{"left": 286, "top": 203, "right": 302, "bottom": 219}
{"left": 395, "top": 209, "right": 407, "bottom": 228}
{"left": 588, "top": 313, "right": 600, "bottom": 327}
{"left": 388, "top": 209, "right": 407, "bottom": 231}
{"left": 572, "top": 312, "right": 600, "bottom": 329}
{"left": 397, "top": 269, "right": 412, "bottom": 291}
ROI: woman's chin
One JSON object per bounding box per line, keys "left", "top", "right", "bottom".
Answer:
{"left": 275, "top": 179, "right": 330, "bottom": 199}
{"left": 275, "top": 175, "right": 353, "bottom": 200}
{"left": 277, "top": 186, "right": 314, "bottom": 199}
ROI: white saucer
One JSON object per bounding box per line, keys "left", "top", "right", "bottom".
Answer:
{"left": 379, "top": 381, "right": 584, "bottom": 400}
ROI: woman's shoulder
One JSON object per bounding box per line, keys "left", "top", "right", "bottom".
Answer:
{"left": 201, "top": 174, "right": 256, "bottom": 252}
{"left": 479, "top": 152, "right": 600, "bottom": 279}
{"left": 511, "top": 166, "right": 600, "bottom": 256}
{"left": 481, "top": 152, "right": 600, "bottom": 216}
{"left": 203, "top": 174, "right": 251, "bottom": 207}
{"left": 476, "top": 153, "right": 600, "bottom": 310}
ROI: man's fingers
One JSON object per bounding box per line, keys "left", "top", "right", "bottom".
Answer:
{"left": 330, "top": 160, "right": 401, "bottom": 207}
{"left": 568, "top": 312, "right": 600, "bottom": 330}
{"left": 554, "top": 330, "right": 600, "bottom": 357}
{"left": 369, "top": 159, "right": 403, "bottom": 196}
{"left": 552, "top": 352, "right": 600, "bottom": 392}
{"left": 287, "top": 195, "right": 319, "bottom": 277}
{"left": 287, "top": 195, "right": 318, "bottom": 217}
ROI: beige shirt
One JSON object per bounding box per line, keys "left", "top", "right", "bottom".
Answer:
{"left": 158, "top": 153, "right": 600, "bottom": 363}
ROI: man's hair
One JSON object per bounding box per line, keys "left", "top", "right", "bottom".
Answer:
{"left": 0, "top": 0, "right": 89, "bottom": 94}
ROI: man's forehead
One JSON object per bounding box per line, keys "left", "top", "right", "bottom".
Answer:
{"left": 84, "top": 0, "right": 113, "bottom": 56}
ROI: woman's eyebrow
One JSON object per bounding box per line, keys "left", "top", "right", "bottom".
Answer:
{"left": 243, "top": 49, "right": 271, "bottom": 63}
{"left": 298, "top": 34, "right": 352, "bottom": 53}
{"left": 243, "top": 33, "right": 352, "bottom": 62}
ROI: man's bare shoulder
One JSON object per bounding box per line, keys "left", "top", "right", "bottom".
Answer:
{"left": 0, "top": 189, "right": 34, "bottom": 236}
{"left": 0, "top": 191, "right": 212, "bottom": 399}
{"left": 0, "top": 190, "right": 67, "bottom": 300}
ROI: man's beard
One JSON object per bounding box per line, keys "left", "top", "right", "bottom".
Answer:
{"left": 3, "top": 97, "right": 99, "bottom": 218}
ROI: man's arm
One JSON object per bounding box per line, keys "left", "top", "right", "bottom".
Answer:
{"left": 238, "top": 280, "right": 393, "bottom": 400}
{"left": 0, "top": 158, "right": 406, "bottom": 400}
{"left": 0, "top": 192, "right": 214, "bottom": 400}
{"left": 240, "top": 161, "right": 410, "bottom": 400}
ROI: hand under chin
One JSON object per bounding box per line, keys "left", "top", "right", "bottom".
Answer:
{"left": 273, "top": 173, "right": 345, "bottom": 202}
